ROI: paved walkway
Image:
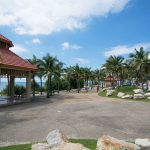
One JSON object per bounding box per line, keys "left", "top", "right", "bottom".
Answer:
{"left": 0, "top": 92, "right": 150, "bottom": 146}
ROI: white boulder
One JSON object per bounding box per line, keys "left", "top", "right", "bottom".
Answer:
{"left": 147, "top": 97, "right": 150, "bottom": 100}
{"left": 135, "top": 138, "right": 150, "bottom": 150}
{"left": 46, "top": 129, "right": 68, "bottom": 148}
{"left": 51, "top": 142, "right": 90, "bottom": 150}
{"left": 133, "top": 89, "right": 144, "bottom": 94}
{"left": 122, "top": 94, "right": 133, "bottom": 99}
{"left": 32, "top": 143, "right": 50, "bottom": 150}
{"left": 134, "top": 94, "right": 145, "bottom": 99}
{"left": 106, "top": 90, "right": 115, "bottom": 96}
{"left": 144, "top": 93, "right": 150, "bottom": 97}
{"left": 96, "top": 135, "right": 140, "bottom": 150}
{"left": 117, "top": 92, "right": 125, "bottom": 98}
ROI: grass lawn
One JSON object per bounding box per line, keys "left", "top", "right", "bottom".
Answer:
{"left": 98, "top": 86, "right": 150, "bottom": 103}
{"left": 0, "top": 139, "right": 97, "bottom": 150}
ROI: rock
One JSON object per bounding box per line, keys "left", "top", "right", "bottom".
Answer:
{"left": 117, "top": 92, "right": 125, "bottom": 98}
{"left": 106, "top": 90, "right": 115, "bottom": 96}
{"left": 32, "top": 143, "right": 50, "bottom": 150}
{"left": 135, "top": 138, "right": 150, "bottom": 150}
{"left": 134, "top": 94, "right": 145, "bottom": 99}
{"left": 51, "top": 142, "right": 90, "bottom": 150}
{"left": 144, "top": 93, "right": 150, "bottom": 97}
{"left": 46, "top": 129, "right": 68, "bottom": 148}
{"left": 122, "top": 94, "right": 133, "bottom": 99}
{"left": 96, "top": 135, "right": 140, "bottom": 150}
{"left": 108, "top": 87, "right": 113, "bottom": 90}
{"left": 147, "top": 97, "right": 150, "bottom": 100}
{"left": 133, "top": 89, "right": 144, "bottom": 94}
{"left": 101, "top": 88, "right": 107, "bottom": 92}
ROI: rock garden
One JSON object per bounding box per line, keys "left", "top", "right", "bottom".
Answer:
{"left": 99, "top": 86, "right": 150, "bottom": 102}
{"left": 1, "top": 129, "right": 150, "bottom": 150}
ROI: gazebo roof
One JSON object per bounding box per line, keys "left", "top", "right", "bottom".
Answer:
{"left": 0, "top": 48, "right": 37, "bottom": 71}
{"left": 0, "top": 34, "right": 13, "bottom": 47}
{"left": 0, "top": 35, "right": 37, "bottom": 71}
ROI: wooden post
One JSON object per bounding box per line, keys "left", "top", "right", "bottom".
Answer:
{"left": 10, "top": 76, "right": 15, "bottom": 100}
{"left": 7, "top": 76, "right": 10, "bottom": 96}
{"left": 26, "top": 72, "right": 31, "bottom": 101}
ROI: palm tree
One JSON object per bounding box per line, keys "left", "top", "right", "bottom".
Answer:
{"left": 72, "top": 64, "right": 82, "bottom": 93}
{"left": 38, "top": 54, "right": 58, "bottom": 98}
{"left": 36, "top": 72, "right": 44, "bottom": 95}
{"left": 55, "top": 62, "right": 64, "bottom": 93}
{"left": 64, "top": 67, "right": 73, "bottom": 91}
{"left": 103, "top": 55, "right": 124, "bottom": 87}
{"left": 28, "top": 55, "right": 38, "bottom": 96}
{"left": 81, "top": 67, "right": 91, "bottom": 92}
{"left": 129, "top": 47, "right": 150, "bottom": 88}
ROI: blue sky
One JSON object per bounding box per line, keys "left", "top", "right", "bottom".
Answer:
{"left": 0, "top": 0, "right": 150, "bottom": 71}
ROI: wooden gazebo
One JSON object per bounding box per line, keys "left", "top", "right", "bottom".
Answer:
{"left": 0, "top": 34, "right": 37, "bottom": 102}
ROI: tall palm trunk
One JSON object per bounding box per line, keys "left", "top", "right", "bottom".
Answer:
{"left": 50, "top": 75, "right": 52, "bottom": 96}
{"left": 57, "top": 79, "right": 60, "bottom": 93}
{"left": 77, "top": 77, "right": 80, "bottom": 93}
{"left": 40, "top": 77, "right": 43, "bottom": 95}
{"left": 33, "top": 74, "right": 35, "bottom": 96}
{"left": 47, "top": 75, "right": 50, "bottom": 98}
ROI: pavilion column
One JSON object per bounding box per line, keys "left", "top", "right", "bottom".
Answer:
{"left": 10, "top": 76, "right": 15, "bottom": 100}
{"left": 26, "top": 72, "right": 31, "bottom": 101}
{"left": 7, "top": 76, "right": 10, "bottom": 96}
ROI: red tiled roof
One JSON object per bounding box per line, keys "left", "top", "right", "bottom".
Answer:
{"left": 105, "top": 75, "right": 119, "bottom": 81}
{"left": 0, "top": 48, "right": 37, "bottom": 71}
{"left": 0, "top": 34, "right": 13, "bottom": 47}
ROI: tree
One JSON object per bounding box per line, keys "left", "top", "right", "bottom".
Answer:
{"left": 55, "top": 62, "right": 64, "bottom": 93}
{"left": 28, "top": 55, "right": 38, "bottom": 96}
{"left": 103, "top": 55, "right": 124, "bottom": 87}
{"left": 72, "top": 64, "right": 82, "bottom": 93}
{"left": 129, "top": 47, "right": 150, "bottom": 88}
{"left": 38, "top": 54, "right": 58, "bottom": 98}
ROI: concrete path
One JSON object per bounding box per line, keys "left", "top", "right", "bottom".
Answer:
{"left": 0, "top": 92, "right": 150, "bottom": 146}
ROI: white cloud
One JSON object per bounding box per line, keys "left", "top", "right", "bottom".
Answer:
{"left": 73, "top": 57, "right": 89, "bottom": 64}
{"left": 32, "top": 38, "right": 41, "bottom": 44}
{"left": 62, "top": 42, "right": 82, "bottom": 50}
{"left": 0, "top": 0, "right": 130, "bottom": 35}
{"left": 10, "top": 44, "right": 28, "bottom": 55}
{"left": 104, "top": 43, "right": 150, "bottom": 57}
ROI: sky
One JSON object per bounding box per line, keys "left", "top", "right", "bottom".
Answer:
{"left": 0, "top": 0, "right": 150, "bottom": 71}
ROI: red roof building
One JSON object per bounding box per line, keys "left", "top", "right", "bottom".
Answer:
{"left": 0, "top": 34, "right": 37, "bottom": 102}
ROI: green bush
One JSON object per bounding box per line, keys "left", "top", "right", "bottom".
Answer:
{"left": 0, "top": 85, "right": 26, "bottom": 96}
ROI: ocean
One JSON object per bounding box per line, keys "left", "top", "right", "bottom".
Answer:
{"left": 0, "top": 82, "right": 27, "bottom": 92}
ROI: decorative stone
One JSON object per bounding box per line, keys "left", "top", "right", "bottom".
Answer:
{"left": 96, "top": 135, "right": 140, "bottom": 150}
{"left": 117, "top": 92, "right": 125, "bottom": 98}
{"left": 144, "top": 93, "right": 150, "bottom": 97}
{"left": 32, "top": 143, "right": 50, "bottom": 150}
{"left": 51, "top": 142, "right": 90, "bottom": 150}
{"left": 134, "top": 94, "right": 145, "bottom": 99}
{"left": 101, "top": 88, "right": 107, "bottom": 92}
{"left": 106, "top": 90, "right": 115, "bottom": 96}
{"left": 46, "top": 129, "right": 68, "bottom": 148}
{"left": 147, "top": 97, "right": 150, "bottom": 100}
{"left": 122, "top": 94, "right": 133, "bottom": 99}
{"left": 135, "top": 138, "right": 150, "bottom": 150}
{"left": 133, "top": 89, "right": 144, "bottom": 94}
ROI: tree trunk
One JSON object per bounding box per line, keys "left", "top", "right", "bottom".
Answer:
{"left": 33, "top": 74, "right": 35, "bottom": 97}
{"left": 47, "top": 75, "right": 50, "bottom": 98}
{"left": 77, "top": 77, "right": 80, "bottom": 93}
{"left": 40, "top": 77, "right": 42, "bottom": 95}
{"left": 50, "top": 75, "right": 52, "bottom": 96}
{"left": 57, "top": 80, "right": 60, "bottom": 93}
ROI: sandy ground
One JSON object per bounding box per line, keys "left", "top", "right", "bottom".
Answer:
{"left": 0, "top": 92, "right": 150, "bottom": 146}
